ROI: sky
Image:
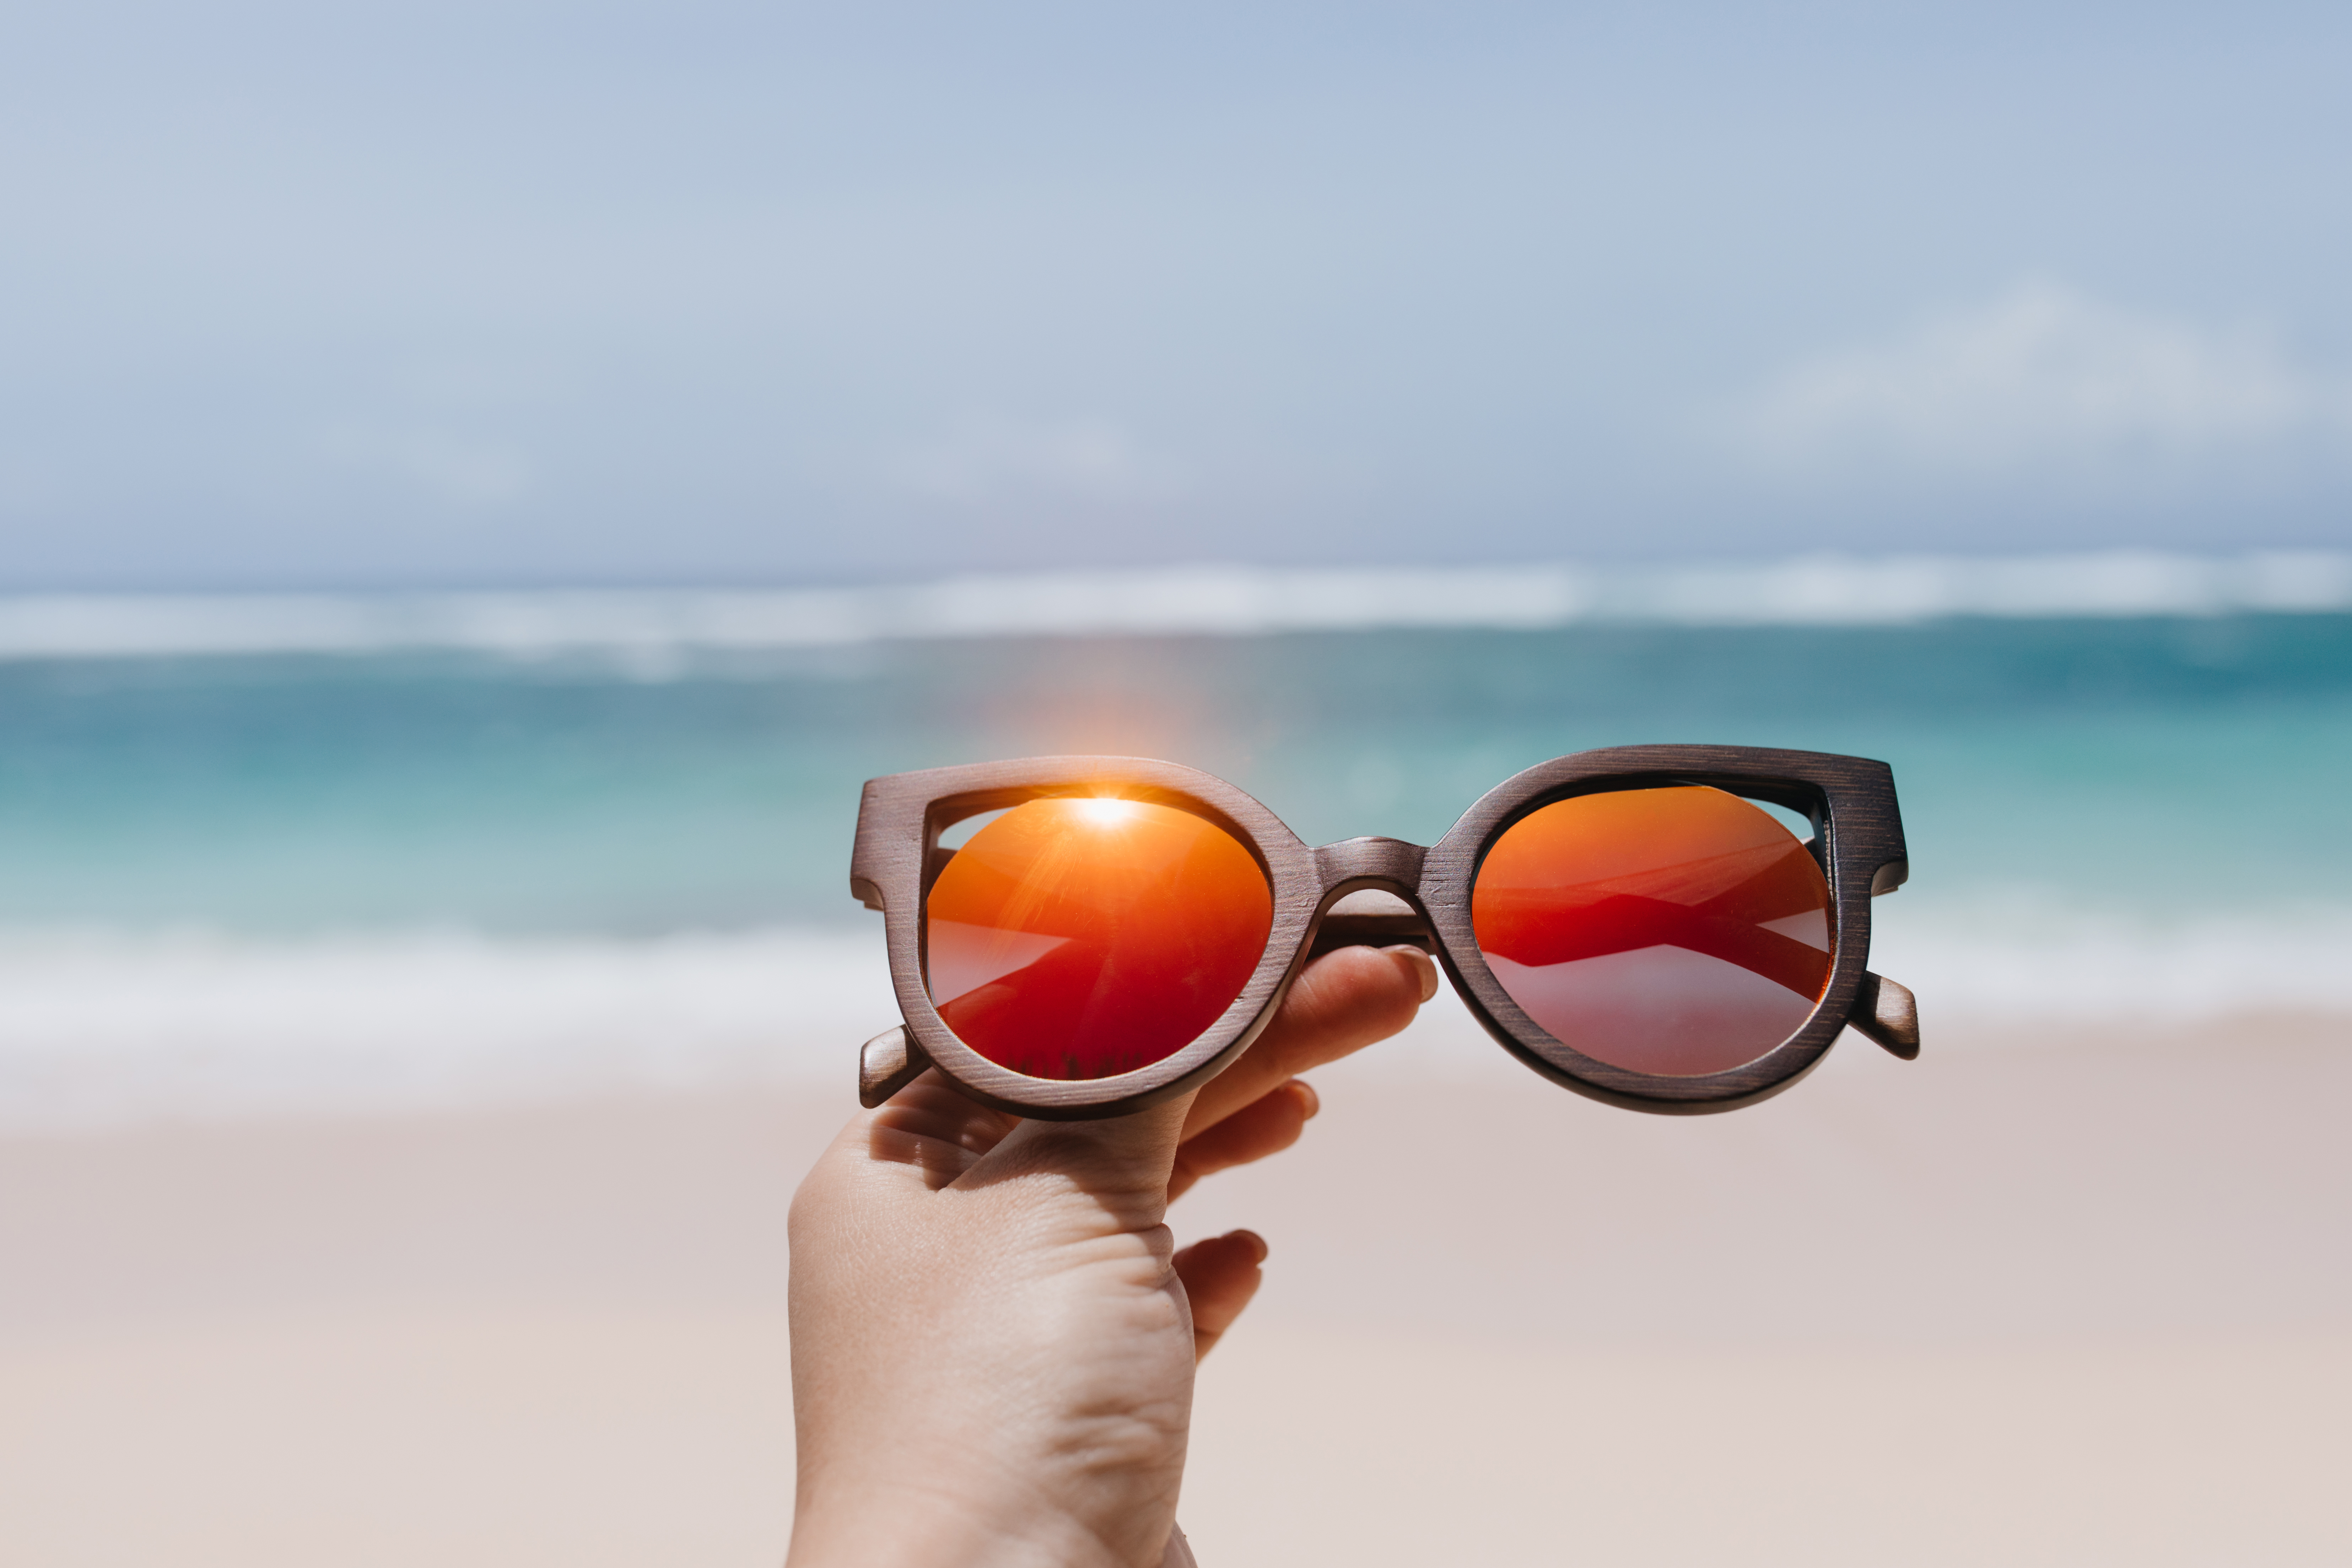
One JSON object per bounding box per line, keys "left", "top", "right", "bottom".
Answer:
{"left": 2, "top": 0, "right": 2349, "bottom": 589}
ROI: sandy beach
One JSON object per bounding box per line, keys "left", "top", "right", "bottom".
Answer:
{"left": 5, "top": 1004, "right": 2348, "bottom": 1566}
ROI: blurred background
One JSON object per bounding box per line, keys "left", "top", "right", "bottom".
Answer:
{"left": 3, "top": 3, "right": 2348, "bottom": 1564}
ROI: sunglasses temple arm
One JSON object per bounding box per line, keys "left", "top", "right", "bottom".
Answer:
{"left": 1847, "top": 972, "right": 1921, "bottom": 1060}
{"left": 860, "top": 1025, "right": 932, "bottom": 1108}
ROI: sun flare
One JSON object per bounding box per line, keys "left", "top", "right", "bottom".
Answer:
{"left": 1075, "top": 796, "right": 1140, "bottom": 827}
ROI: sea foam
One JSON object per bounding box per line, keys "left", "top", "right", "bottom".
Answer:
{"left": 4, "top": 913, "right": 2346, "bottom": 1130}
{"left": 3, "top": 549, "right": 2347, "bottom": 660}
{"left": 0, "top": 927, "right": 892, "bottom": 1131}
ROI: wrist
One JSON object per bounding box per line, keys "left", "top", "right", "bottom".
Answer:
{"left": 788, "top": 1467, "right": 1156, "bottom": 1568}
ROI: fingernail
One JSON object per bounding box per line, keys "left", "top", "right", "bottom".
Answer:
{"left": 1387, "top": 944, "right": 1440, "bottom": 1002}
{"left": 1228, "top": 1229, "right": 1269, "bottom": 1264}
{"left": 1289, "top": 1079, "right": 1321, "bottom": 1120}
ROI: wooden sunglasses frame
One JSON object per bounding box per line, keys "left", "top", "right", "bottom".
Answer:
{"left": 848, "top": 744, "right": 1919, "bottom": 1120}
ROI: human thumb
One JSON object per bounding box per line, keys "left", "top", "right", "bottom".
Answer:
{"left": 961, "top": 1093, "right": 1194, "bottom": 1205}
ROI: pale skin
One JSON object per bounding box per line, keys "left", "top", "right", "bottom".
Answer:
{"left": 786, "top": 943, "right": 1441, "bottom": 1568}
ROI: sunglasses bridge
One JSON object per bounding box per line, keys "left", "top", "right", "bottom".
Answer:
{"left": 1309, "top": 835, "right": 1437, "bottom": 955}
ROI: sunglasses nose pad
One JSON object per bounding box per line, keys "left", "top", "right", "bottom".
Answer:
{"left": 1848, "top": 972, "right": 1921, "bottom": 1060}
{"left": 860, "top": 1024, "right": 932, "bottom": 1108}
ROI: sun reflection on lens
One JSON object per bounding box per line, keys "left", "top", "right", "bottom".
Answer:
{"left": 925, "top": 796, "right": 1272, "bottom": 1080}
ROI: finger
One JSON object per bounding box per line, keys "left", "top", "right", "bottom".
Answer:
{"left": 1182, "top": 944, "right": 1435, "bottom": 1138}
{"left": 1167, "top": 1079, "right": 1318, "bottom": 1201}
{"left": 856, "top": 1070, "right": 1023, "bottom": 1191}
{"left": 789, "top": 1070, "right": 1021, "bottom": 1250}
{"left": 960, "top": 1093, "right": 1196, "bottom": 1218}
{"left": 1173, "top": 1229, "right": 1268, "bottom": 1360}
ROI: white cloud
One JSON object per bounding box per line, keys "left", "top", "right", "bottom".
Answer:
{"left": 894, "top": 417, "right": 1174, "bottom": 507}
{"left": 1745, "top": 281, "right": 2351, "bottom": 479}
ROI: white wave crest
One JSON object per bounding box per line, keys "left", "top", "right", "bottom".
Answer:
{"left": 2, "top": 550, "right": 2347, "bottom": 660}
{"left": 3, "top": 912, "right": 2348, "bottom": 1131}
{"left": 0, "top": 927, "right": 895, "bottom": 1131}
{"left": 1868, "top": 903, "right": 2352, "bottom": 1027}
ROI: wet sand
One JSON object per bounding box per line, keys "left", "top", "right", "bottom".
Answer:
{"left": 4, "top": 1009, "right": 2348, "bottom": 1565}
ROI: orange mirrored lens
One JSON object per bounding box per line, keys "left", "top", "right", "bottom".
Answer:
{"left": 1471, "top": 786, "right": 1832, "bottom": 1076}
{"left": 924, "top": 797, "right": 1275, "bottom": 1080}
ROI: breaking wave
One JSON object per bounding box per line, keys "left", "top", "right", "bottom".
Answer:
{"left": 4, "top": 912, "right": 2347, "bottom": 1130}
{"left": 4, "top": 549, "right": 2348, "bottom": 660}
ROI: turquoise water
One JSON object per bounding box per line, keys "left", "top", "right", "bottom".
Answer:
{"left": 6, "top": 609, "right": 2349, "bottom": 1125}
{"left": 6, "top": 613, "right": 2349, "bottom": 933}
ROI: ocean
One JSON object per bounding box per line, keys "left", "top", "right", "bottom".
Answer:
{"left": 6, "top": 553, "right": 2350, "bottom": 1126}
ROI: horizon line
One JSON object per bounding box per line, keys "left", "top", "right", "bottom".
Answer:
{"left": 1, "top": 549, "right": 2347, "bottom": 659}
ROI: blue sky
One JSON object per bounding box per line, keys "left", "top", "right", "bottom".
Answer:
{"left": 3, "top": 0, "right": 2349, "bottom": 587}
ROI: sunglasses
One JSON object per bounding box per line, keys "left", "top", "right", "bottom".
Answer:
{"left": 848, "top": 745, "right": 1918, "bottom": 1119}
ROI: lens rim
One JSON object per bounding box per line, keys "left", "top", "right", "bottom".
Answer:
{"left": 1422, "top": 747, "right": 1904, "bottom": 1113}
{"left": 849, "top": 745, "right": 1910, "bottom": 1119}
{"left": 854, "top": 756, "right": 1331, "bottom": 1120}
{"left": 922, "top": 795, "right": 1280, "bottom": 1083}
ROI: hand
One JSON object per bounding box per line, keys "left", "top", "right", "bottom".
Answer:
{"left": 786, "top": 944, "right": 1438, "bottom": 1568}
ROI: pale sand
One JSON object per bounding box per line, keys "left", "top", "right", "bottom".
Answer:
{"left": 4, "top": 1009, "right": 2348, "bottom": 1565}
